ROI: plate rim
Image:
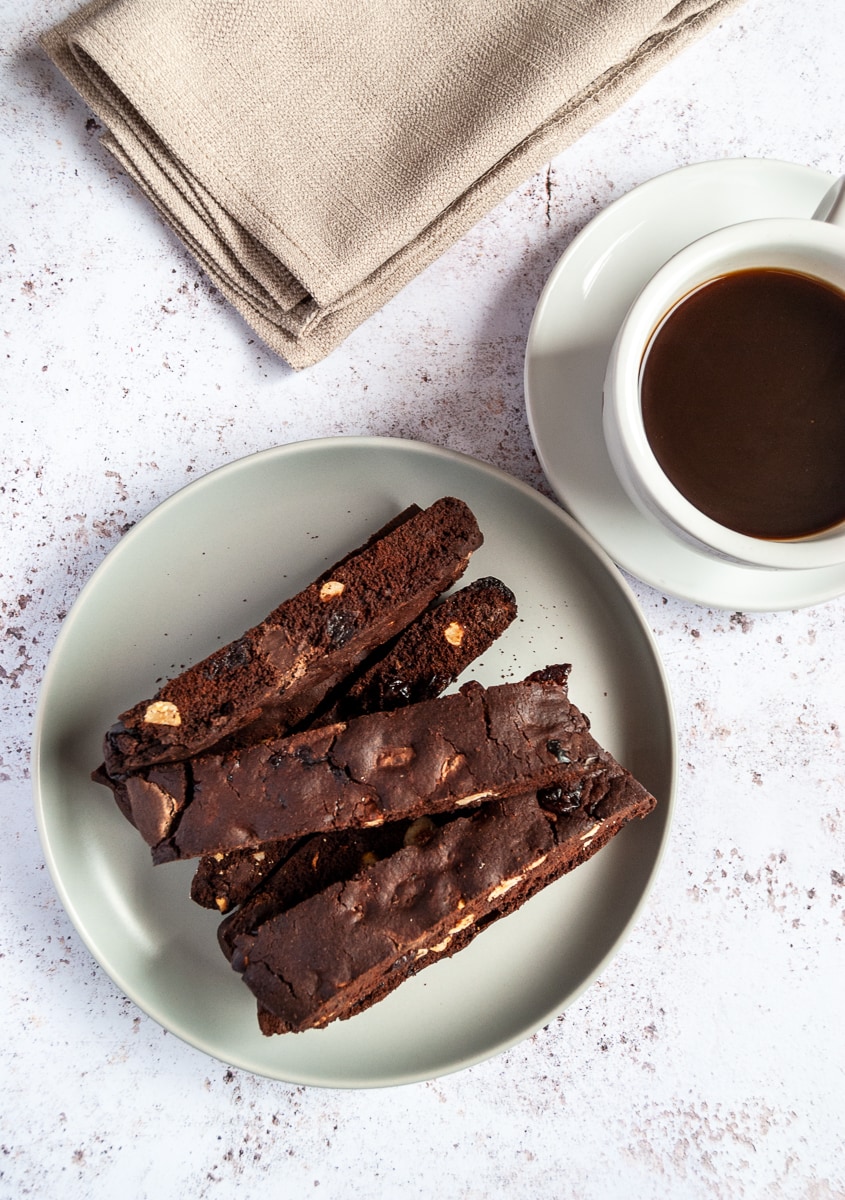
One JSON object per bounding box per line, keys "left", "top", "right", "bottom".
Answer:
{"left": 32, "top": 434, "right": 677, "bottom": 1087}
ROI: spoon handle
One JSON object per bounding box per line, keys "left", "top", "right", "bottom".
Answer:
{"left": 812, "top": 174, "right": 845, "bottom": 227}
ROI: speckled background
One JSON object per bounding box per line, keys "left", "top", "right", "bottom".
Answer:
{"left": 2, "top": 0, "right": 844, "bottom": 1196}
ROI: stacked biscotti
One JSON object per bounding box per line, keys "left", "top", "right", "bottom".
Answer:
{"left": 95, "top": 497, "right": 657, "bottom": 1034}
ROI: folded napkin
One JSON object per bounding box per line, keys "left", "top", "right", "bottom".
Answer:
{"left": 42, "top": 0, "right": 744, "bottom": 368}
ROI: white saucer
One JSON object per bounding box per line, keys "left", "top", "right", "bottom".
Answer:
{"left": 525, "top": 158, "right": 845, "bottom": 611}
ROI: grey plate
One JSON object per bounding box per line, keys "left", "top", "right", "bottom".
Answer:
{"left": 33, "top": 437, "right": 676, "bottom": 1087}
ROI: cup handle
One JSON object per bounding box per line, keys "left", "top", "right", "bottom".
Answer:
{"left": 812, "top": 174, "right": 845, "bottom": 226}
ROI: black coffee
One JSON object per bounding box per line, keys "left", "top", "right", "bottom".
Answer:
{"left": 640, "top": 267, "right": 845, "bottom": 540}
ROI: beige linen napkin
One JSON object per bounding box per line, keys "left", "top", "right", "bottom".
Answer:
{"left": 42, "top": 0, "right": 744, "bottom": 369}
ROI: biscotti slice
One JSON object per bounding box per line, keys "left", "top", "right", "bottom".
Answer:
{"left": 232, "top": 764, "right": 656, "bottom": 1035}
{"left": 319, "top": 575, "right": 517, "bottom": 722}
{"left": 126, "top": 664, "right": 614, "bottom": 863}
{"left": 101, "top": 496, "right": 482, "bottom": 776}
{"left": 190, "top": 576, "right": 517, "bottom": 911}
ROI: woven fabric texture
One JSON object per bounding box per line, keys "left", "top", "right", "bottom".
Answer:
{"left": 42, "top": 0, "right": 745, "bottom": 367}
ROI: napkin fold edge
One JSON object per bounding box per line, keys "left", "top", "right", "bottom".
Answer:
{"left": 40, "top": 0, "right": 745, "bottom": 369}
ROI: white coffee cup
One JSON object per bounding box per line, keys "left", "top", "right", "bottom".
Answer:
{"left": 602, "top": 174, "right": 845, "bottom": 571}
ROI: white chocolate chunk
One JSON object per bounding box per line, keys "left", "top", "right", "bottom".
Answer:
{"left": 438, "top": 753, "right": 466, "bottom": 782}
{"left": 448, "top": 913, "right": 475, "bottom": 935}
{"left": 455, "top": 790, "right": 493, "bottom": 807}
{"left": 488, "top": 875, "right": 522, "bottom": 901}
{"left": 376, "top": 746, "right": 415, "bottom": 769}
{"left": 443, "top": 621, "right": 465, "bottom": 647}
{"left": 143, "top": 700, "right": 181, "bottom": 726}
{"left": 403, "top": 816, "right": 436, "bottom": 847}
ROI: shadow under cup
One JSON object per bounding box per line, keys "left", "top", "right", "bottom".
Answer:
{"left": 602, "top": 217, "right": 845, "bottom": 571}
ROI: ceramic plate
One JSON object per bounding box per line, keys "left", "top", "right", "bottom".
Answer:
{"left": 33, "top": 437, "right": 675, "bottom": 1087}
{"left": 525, "top": 157, "right": 845, "bottom": 610}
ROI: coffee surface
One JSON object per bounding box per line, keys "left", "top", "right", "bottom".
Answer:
{"left": 640, "top": 267, "right": 845, "bottom": 540}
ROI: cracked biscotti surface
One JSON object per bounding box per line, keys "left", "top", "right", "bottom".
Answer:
{"left": 216, "top": 821, "right": 418, "bottom": 961}
{"left": 101, "top": 497, "right": 482, "bottom": 775}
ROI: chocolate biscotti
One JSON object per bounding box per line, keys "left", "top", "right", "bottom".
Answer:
{"left": 190, "top": 575, "right": 517, "bottom": 911}
{"left": 319, "top": 575, "right": 518, "bottom": 722}
{"left": 101, "top": 497, "right": 483, "bottom": 776}
{"left": 216, "top": 821, "right": 417, "bottom": 959}
{"left": 89, "top": 488, "right": 662, "bottom": 1041}
{"left": 121, "top": 665, "right": 620, "bottom": 863}
{"left": 231, "top": 761, "right": 656, "bottom": 1034}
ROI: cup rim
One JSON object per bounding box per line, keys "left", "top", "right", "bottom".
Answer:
{"left": 605, "top": 217, "right": 845, "bottom": 571}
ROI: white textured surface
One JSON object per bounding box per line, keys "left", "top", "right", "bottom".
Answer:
{"left": 2, "top": 0, "right": 844, "bottom": 1195}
